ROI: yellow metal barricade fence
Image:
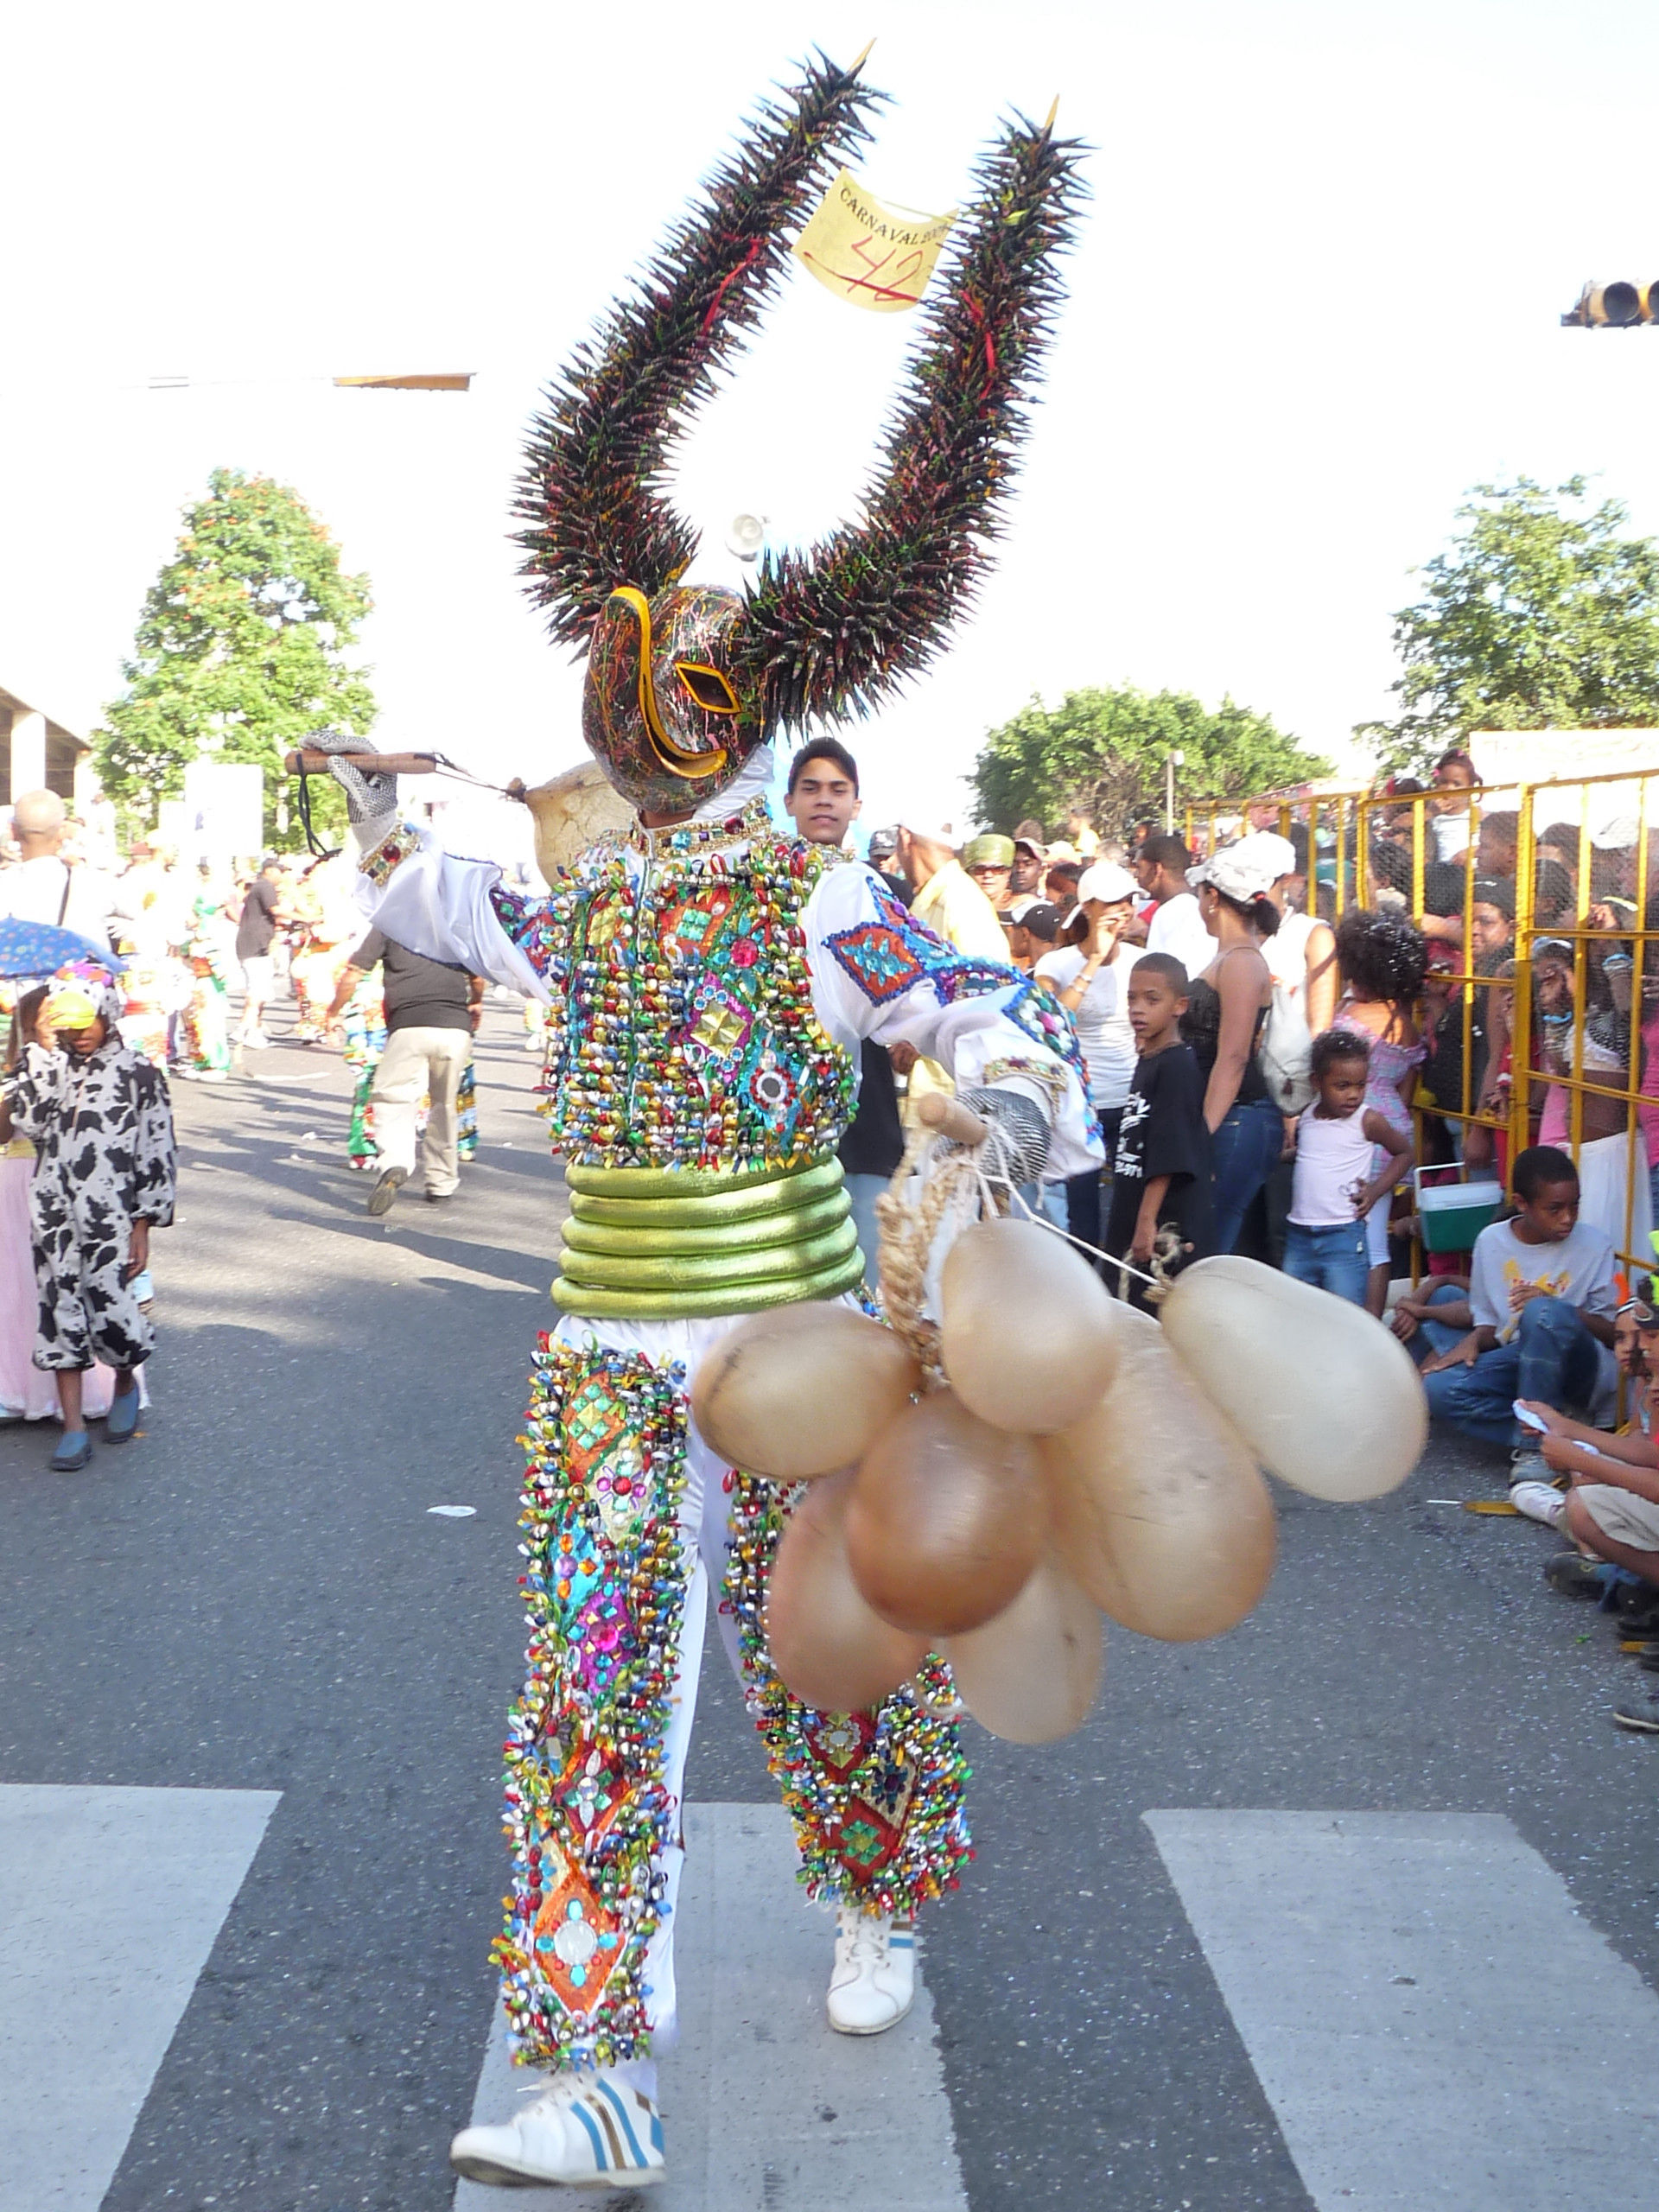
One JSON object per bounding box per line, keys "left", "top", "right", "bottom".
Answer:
{"left": 1184, "top": 768, "right": 1659, "bottom": 1287}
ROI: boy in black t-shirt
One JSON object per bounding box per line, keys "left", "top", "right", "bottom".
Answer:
{"left": 1104, "top": 953, "right": 1214, "bottom": 1309}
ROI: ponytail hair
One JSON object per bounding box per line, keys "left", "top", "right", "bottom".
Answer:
{"left": 1211, "top": 887, "right": 1281, "bottom": 938}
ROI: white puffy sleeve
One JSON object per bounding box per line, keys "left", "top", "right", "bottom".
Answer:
{"left": 804, "top": 862, "right": 1102, "bottom": 1179}
{"left": 353, "top": 830, "right": 556, "bottom": 1003}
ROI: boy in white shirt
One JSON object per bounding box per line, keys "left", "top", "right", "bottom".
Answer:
{"left": 1419, "top": 1145, "right": 1618, "bottom": 1482}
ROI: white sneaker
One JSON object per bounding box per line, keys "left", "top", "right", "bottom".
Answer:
{"left": 1510, "top": 1448, "right": 1552, "bottom": 1487}
{"left": 1511, "top": 1478, "right": 1566, "bottom": 1529}
{"left": 827, "top": 1907, "right": 916, "bottom": 2035}
{"left": 448, "top": 2069, "right": 664, "bottom": 2189}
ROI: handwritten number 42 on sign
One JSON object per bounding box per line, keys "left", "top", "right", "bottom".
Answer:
{"left": 791, "top": 168, "right": 957, "bottom": 315}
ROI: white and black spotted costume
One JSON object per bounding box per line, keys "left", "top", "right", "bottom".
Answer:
{"left": 5, "top": 976, "right": 175, "bottom": 1373}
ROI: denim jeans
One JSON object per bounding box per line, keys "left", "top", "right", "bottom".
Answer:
{"left": 1282, "top": 1218, "right": 1370, "bottom": 1304}
{"left": 843, "top": 1171, "right": 888, "bottom": 1287}
{"left": 1421, "top": 1289, "right": 1603, "bottom": 1447}
{"left": 1211, "top": 1097, "right": 1285, "bottom": 1255}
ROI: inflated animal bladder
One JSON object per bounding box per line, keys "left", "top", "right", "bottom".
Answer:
{"left": 846, "top": 1389, "right": 1046, "bottom": 1637}
{"left": 1158, "top": 1255, "right": 1427, "bottom": 1503}
{"left": 1040, "top": 1306, "right": 1275, "bottom": 1641}
{"left": 765, "top": 1469, "right": 931, "bottom": 1713}
{"left": 941, "top": 1552, "right": 1103, "bottom": 1743}
{"left": 692, "top": 1303, "right": 921, "bottom": 1481}
{"left": 940, "top": 1217, "right": 1120, "bottom": 1434}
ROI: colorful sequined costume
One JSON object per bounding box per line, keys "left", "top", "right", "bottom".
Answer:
{"left": 360, "top": 799, "right": 1097, "bottom": 2072}
{"left": 311, "top": 45, "right": 1087, "bottom": 2125}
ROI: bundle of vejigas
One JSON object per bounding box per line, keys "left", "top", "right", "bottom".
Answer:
{"left": 692, "top": 1092, "right": 1428, "bottom": 1744}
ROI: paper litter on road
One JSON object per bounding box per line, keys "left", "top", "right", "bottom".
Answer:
{"left": 428, "top": 1505, "right": 477, "bottom": 1518}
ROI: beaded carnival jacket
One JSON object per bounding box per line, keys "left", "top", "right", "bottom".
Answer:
{"left": 360, "top": 804, "right": 1099, "bottom": 1317}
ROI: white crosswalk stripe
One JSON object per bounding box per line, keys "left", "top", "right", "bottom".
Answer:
{"left": 454, "top": 1802, "right": 969, "bottom": 2212}
{"left": 1147, "top": 1808, "right": 1659, "bottom": 2212}
{"left": 0, "top": 1783, "right": 279, "bottom": 2212}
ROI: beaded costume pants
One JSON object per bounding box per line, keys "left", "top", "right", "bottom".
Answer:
{"left": 492, "top": 1319, "right": 972, "bottom": 2073}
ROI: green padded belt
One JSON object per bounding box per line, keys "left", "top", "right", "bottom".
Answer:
{"left": 553, "top": 1155, "right": 862, "bottom": 1319}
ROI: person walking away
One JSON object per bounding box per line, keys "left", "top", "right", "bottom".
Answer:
{"left": 894, "top": 813, "right": 1009, "bottom": 1126}
{"left": 1332, "top": 908, "right": 1428, "bottom": 1314}
{"left": 0, "top": 789, "right": 118, "bottom": 946}
{"left": 2, "top": 963, "right": 175, "bottom": 1469}
{"left": 1283, "top": 1030, "right": 1411, "bottom": 1304}
{"left": 1418, "top": 1146, "right": 1618, "bottom": 1489}
{"left": 782, "top": 741, "right": 900, "bottom": 1283}
{"left": 1034, "top": 861, "right": 1141, "bottom": 1257}
{"left": 329, "top": 925, "right": 485, "bottom": 1212}
{"left": 234, "top": 856, "right": 284, "bottom": 1047}
{"left": 1103, "top": 953, "right": 1212, "bottom": 1308}
{"left": 1179, "top": 833, "right": 1290, "bottom": 1253}
{"left": 1134, "top": 832, "right": 1213, "bottom": 981}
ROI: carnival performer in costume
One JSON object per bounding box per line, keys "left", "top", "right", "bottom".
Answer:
{"left": 314, "top": 55, "right": 1086, "bottom": 2191}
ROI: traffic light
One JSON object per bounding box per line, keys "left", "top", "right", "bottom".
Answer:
{"left": 1561, "top": 282, "right": 1659, "bottom": 326}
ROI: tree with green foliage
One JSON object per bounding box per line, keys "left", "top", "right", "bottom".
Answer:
{"left": 95, "top": 467, "right": 377, "bottom": 849}
{"left": 1361, "top": 476, "right": 1659, "bottom": 775}
{"left": 970, "top": 685, "right": 1330, "bottom": 840}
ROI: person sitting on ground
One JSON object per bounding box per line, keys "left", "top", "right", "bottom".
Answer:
{"left": 1508, "top": 1287, "right": 1659, "bottom": 1533}
{"left": 1103, "top": 953, "right": 1213, "bottom": 1310}
{"left": 1282, "top": 1029, "right": 1412, "bottom": 1306}
{"left": 1417, "top": 1145, "right": 1619, "bottom": 1489}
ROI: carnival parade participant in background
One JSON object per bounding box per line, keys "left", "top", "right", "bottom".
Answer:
{"left": 2, "top": 962, "right": 175, "bottom": 1471}
{"left": 311, "top": 56, "right": 1089, "bottom": 2190}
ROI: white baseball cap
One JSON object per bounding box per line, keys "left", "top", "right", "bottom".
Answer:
{"left": 1075, "top": 861, "right": 1138, "bottom": 905}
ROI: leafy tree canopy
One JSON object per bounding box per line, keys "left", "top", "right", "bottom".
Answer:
{"left": 95, "top": 467, "right": 377, "bottom": 848}
{"left": 1361, "top": 476, "right": 1659, "bottom": 776}
{"left": 970, "top": 685, "right": 1331, "bottom": 840}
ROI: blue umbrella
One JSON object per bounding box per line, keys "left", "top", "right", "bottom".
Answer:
{"left": 0, "top": 917, "right": 124, "bottom": 979}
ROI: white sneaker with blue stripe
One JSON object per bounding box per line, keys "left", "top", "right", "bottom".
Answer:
{"left": 827, "top": 1907, "right": 916, "bottom": 2035}
{"left": 448, "top": 2068, "right": 664, "bottom": 2188}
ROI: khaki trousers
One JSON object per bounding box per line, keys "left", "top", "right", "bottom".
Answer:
{"left": 371, "top": 1025, "right": 470, "bottom": 1195}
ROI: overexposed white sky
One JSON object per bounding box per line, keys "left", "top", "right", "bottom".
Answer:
{"left": 4, "top": 0, "right": 1659, "bottom": 833}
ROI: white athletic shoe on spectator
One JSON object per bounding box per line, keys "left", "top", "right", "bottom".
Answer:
{"left": 1510, "top": 1479, "right": 1565, "bottom": 1529}
{"left": 448, "top": 2070, "right": 664, "bottom": 2188}
{"left": 1509, "top": 1448, "right": 1553, "bottom": 1488}
{"left": 828, "top": 1907, "right": 915, "bottom": 2034}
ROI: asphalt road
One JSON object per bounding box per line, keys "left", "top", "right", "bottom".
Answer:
{"left": 4, "top": 998, "right": 1659, "bottom": 2209}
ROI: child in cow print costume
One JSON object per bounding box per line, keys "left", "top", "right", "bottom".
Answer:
{"left": 3, "top": 963, "right": 175, "bottom": 1467}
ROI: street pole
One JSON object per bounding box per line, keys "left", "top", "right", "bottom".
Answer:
{"left": 1164, "top": 750, "right": 1184, "bottom": 835}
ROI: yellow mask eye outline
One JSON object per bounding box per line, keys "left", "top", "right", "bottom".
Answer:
{"left": 673, "top": 661, "right": 741, "bottom": 715}
{"left": 607, "top": 588, "right": 730, "bottom": 779}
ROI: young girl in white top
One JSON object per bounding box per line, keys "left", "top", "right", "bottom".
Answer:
{"left": 1283, "top": 1028, "right": 1412, "bottom": 1306}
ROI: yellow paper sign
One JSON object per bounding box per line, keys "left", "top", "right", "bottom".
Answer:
{"left": 791, "top": 168, "right": 956, "bottom": 313}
